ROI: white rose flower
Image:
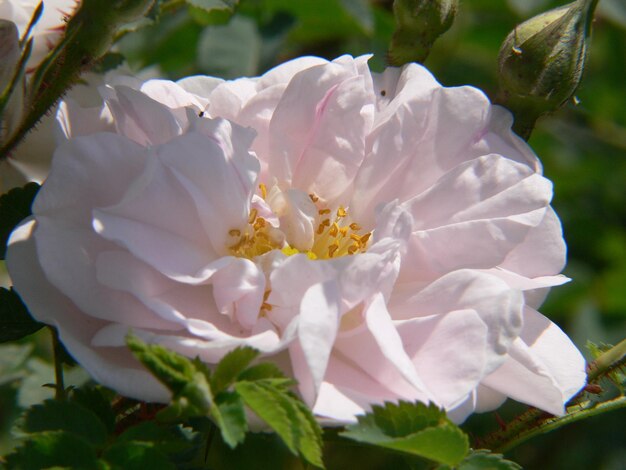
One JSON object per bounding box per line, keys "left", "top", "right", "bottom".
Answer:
{"left": 7, "top": 55, "right": 586, "bottom": 424}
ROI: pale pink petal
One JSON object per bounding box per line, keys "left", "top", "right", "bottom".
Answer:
{"left": 211, "top": 257, "right": 266, "bottom": 330}
{"left": 389, "top": 270, "right": 523, "bottom": 376}
{"left": 268, "top": 56, "right": 375, "bottom": 204}
{"left": 105, "top": 86, "right": 182, "bottom": 145}
{"left": 396, "top": 310, "right": 488, "bottom": 409}
{"left": 94, "top": 250, "right": 247, "bottom": 338}
{"left": 93, "top": 152, "right": 218, "bottom": 280}
{"left": 481, "top": 307, "right": 586, "bottom": 415}
{"left": 7, "top": 220, "right": 169, "bottom": 402}
{"left": 352, "top": 85, "right": 492, "bottom": 226}
{"left": 140, "top": 79, "right": 205, "bottom": 109}
{"left": 500, "top": 207, "right": 567, "bottom": 277}
{"left": 291, "top": 282, "right": 341, "bottom": 404}
{"left": 266, "top": 187, "right": 317, "bottom": 251}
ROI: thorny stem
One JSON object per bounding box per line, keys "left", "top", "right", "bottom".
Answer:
{"left": 587, "top": 338, "right": 626, "bottom": 383}
{"left": 50, "top": 326, "right": 65, "bottom": 401}
{"left": 484, "top": 396, "right": 626, "bottom": 454}
{"left": 478, "top": 337, "right": 626, "bottom": 453}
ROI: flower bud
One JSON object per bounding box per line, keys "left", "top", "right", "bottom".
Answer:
{"left": 0, "top": 20, "right": 24, "bottom": 140}
{"left": 0, "top": 20, "right": 20, "bottom": 94}
{"left": 497, "top": 0, "right": 598, "bottom": 137}
{"left": 388, "top": 0, "right": 458, "bottom": 66}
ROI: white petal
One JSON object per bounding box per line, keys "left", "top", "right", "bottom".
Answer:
{"left": 481, "top": 307, "right": 586, "bottom": 415}
{"left": 389, "top": 270, "right": 524, "bottom": 376}
{"left": 6, "top": 220, "right": 169, "bottom": 402}
{"left": 291, "top": 282, "right": 341, "bottom": 404}
{"left": 268, "top": 56, "right": 374, "bottom": 204}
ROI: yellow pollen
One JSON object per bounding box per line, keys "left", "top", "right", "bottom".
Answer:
{"left": 339, "top": 227, "right": 349, "bottom": 236}
{"left": 348, "top": 244, "right": 360, "bottom": 254}
{"left": 309, "top": 193, "right": 319, "bottom": 203}
{"left": 318, "top": 208, "right": 331, "bottom": 215}
{"left": 360, "top": 232, "right": 372, "bottom": 244}
{"left": 336, "top": 206, "right": 347, "bottom": 218}
{"left": 349, "top": 233, "right": 362, "bottom": 243}
{"left": 248, "top": 208, "right": 258, "bottom": 224}
{"left": 329, "top": 223, "right": 339, "bottom": 237}
{"left": 259, "top": 183, "right": 267, "bottom": 199}
{"left": 349, "top": 222, "right": 361, "bottom": 231}
{"left": 229, "top": 210, "right": 281, "bottom": 258}
{"left": 328, "top": 241, "right": 340, "bottom": 258}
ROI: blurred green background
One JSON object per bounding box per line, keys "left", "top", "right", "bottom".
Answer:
{"left": 2, "top": 0, "right": 625, "bottom": 468}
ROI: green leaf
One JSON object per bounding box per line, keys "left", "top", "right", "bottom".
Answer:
{"left": 70, "top": 387, "right": 117, "bottom": 435}
{"left": 341, "top": 401, "right": 469, "bottom": 467}
{"left": 103, "top": 441, "right": 175, "bottom": 470}
{"left": 210, "top": 346, "right": 259, "bottom": 394}
{"left": 0, "top": 182, "right": 39, "bottom": 260}
{"left": 117, "top": 421, "right": 192, "bottom": 454}
{"left": 127, "top": 333, "right": 196, "bottom": 394}
{"left": 213, "top": 391, "right": 248, "bottom": 448}
{"left": 0, "top": 287, "right": 44, "bottom": 343}
{"left": 22, "top": 399, "right": 109, "bottom": 447}
{"left": 447, "top": 449, "right": 522, "bottom": 470}
{"left": 4, "top": 430, "right": 101, "bottom": 469}
{"left": 197, "top": 15, "right": 261, "bottom": 79}
{"left": 156, "top": 371, "right": 215, "bottom": 422}
{"left": 235, "top": 380, "right": 324, "bottom": 468}
{"left": 236, "top": 362, "right": 287, "bottom": 381}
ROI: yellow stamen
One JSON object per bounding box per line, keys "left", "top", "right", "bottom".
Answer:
{"left": 229, "top": 229, "right": 241, "bottom": 237}
{"left": 259, "top": 183, "right": 267, "bottom": 199}
{"left": 248, "top": 208, "right": 258, "bottom": 224}
{"left": 328, "top": 241, "right": 340, "bottom": 258}
{"left": 318, "top": 208, "right": 331, "bottom": 215}
{"left": 349, "top": 222, "right": 361, "bottom": 231}
{"left": 309, "top": 193, "right": 319, "bottom": 203}
{"left": 329, "top": 223, "right": 339, "bottom": 237}
{"left": 337, "top": 206, "right": 347, "bottom": 218}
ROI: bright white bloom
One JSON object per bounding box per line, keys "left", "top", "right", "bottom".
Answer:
{"left": 7, "top": 55, "right": 586, "bottom": 423}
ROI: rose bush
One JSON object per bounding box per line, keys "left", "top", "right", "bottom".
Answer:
{"left": 7, "top": 55, "right": 586, "bottom": 423}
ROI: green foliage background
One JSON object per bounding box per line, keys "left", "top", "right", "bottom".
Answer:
{"left": 1, "top": 0, "right": 625, "bottom": 468}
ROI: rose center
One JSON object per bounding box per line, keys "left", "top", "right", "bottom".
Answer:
{"left": 302, "top": 194, "right": 371, "bottom": 259}
{"left": 228, "top": 185, "right": 370, "bottom": 260}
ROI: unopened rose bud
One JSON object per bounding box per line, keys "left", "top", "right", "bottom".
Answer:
{"left": 388, "top": 0, "right": 458, "bottom": 66}
{"left": 0, "top": 20, "right": 24, "bottom": 140}
{"left": 497, "top": 0, "right": 598, "bottom": 138}
{"left": 0, "top": 20, "right": 20, "bottom": 85}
